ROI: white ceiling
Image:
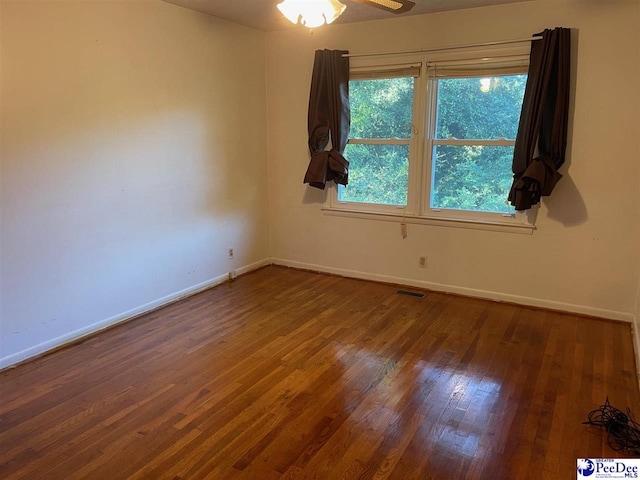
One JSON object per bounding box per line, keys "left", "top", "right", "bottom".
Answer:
{"left": 162, "top": 0, "right": 533, "bottom": 32}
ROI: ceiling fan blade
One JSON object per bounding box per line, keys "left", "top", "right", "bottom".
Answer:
{"left": 353, "top": 0, "right": 415, "bottom": 14}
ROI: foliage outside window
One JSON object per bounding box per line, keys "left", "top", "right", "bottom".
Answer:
{"left": 329, "top": 53, "right": 533, "bottom": 231}
{"left": 431, "top": 74, "right": 527, "bottom": 214}
{"left": 339, "top": 76, "right": 414, "bottom": 206}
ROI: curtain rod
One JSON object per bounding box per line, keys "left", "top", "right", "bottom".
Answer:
{"left": 342, "top": 36, "right": 543, "bottom": 59}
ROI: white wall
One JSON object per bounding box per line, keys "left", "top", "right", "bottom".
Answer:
{"left": 0, "top": 0, "right": 270, "bottom": 367}
{"left": 265, "top": 0, "right": 640, "bottom": 320}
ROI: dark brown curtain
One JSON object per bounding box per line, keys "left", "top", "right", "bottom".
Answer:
{"left": 303, "top": 49, "right": 350, "bottom": 190}
{"left": 508, "top": 28, "right": 571, "bottom": 211}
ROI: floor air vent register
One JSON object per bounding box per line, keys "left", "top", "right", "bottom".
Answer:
{"left": 395, "top": 289, "right": 425, "bottom": 298}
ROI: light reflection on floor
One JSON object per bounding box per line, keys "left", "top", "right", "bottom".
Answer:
{"left": 335, "top": 348, "right": 504, "bottom": 462}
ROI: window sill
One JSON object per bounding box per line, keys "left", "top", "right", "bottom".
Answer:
{"left": 321, "top": 207, "right": 535, "bottom": 235}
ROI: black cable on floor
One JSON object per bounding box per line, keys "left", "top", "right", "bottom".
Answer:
{"left": 583, "top": 398, "right": 640, "bottom": 455}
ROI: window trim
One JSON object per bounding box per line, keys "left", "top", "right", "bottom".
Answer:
{"left": 324, "top": 47, "right": 535, "bottom": 233}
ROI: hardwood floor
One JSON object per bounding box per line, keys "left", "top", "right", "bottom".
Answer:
{"left": 1, "top": 266, "right": 639, "bottom": 479}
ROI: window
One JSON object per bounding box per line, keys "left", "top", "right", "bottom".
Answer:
{"left": 428, "top": 60, "right": 527, "bottom": 217}
{"left": 339, "top": 67, "right": 419, "bottom": 208}
{"left": 327, "top": 51, "right": 533, "bottom": 232}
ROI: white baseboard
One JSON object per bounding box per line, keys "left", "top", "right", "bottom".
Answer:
{"left": 0, "top": 258, "right": 272, "bottom": 370}
{"left": 236, "top": 257, "right": 272, "bottom": 276}
{"left": 271, "top": 258, "right": 635, "bottom": 323}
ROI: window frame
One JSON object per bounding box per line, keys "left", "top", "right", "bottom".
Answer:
{"left": 324, "top": 48, "right": 537, "bottom": 234}
{"left": 334, "top": 64, "right": 424, "bottom": 216}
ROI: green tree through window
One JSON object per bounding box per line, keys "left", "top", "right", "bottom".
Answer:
{"left": 339, "top": 77, "right": 414, "bottom": 206}
{"left": 432, "top": 75, "right": 526, "bottom": 212}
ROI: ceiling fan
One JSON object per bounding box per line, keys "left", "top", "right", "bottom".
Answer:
{"left": 354, "top": 0, "right": 415, "bottom": 14}
{"left": 278, "top": 0, "right": 415, "bottom": 29}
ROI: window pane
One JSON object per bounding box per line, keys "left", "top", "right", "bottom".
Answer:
{"left": 349, "top": 77, "right": 414, "bottom": 139}
{"left": 431, "top": 145, "right": 514, "bottom": 213}
{"left": 339, "top": 143, "right": 408, "bottom": 206}
{"left": 435, "top": 75, "right": 526, "bottom": 140}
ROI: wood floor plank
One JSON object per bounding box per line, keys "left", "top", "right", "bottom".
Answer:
{"left": 1, "top": 266, "right": 639, "bottom": 479}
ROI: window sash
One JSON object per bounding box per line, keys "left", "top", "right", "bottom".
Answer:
{"left": 336, "top": 72, "right": 421, "bottom": 214}
{"left": 423, "top": 64, "right": 526, "bottom": 217}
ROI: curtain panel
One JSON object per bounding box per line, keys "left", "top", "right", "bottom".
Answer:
{"left": 509, "top": 27, "right": 571, "bottom": 211}
{"left": 304, "top": 49, "right": 350, "bottom": 190}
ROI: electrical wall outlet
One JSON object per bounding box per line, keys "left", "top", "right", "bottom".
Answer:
{"left": 228, "top": 248, "right": 234, "bottom": 259}
{"left": 418, "top": 256, "right": 427, "bottom": 268}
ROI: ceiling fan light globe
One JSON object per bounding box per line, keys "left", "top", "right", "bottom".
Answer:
{"left": 277, "top": 0, "right": 346, "bottom": 28}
